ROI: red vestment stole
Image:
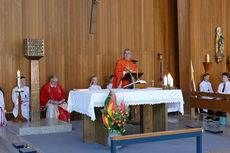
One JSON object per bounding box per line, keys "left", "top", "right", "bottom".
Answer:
{"left": 112, "top": 58, "right": 138, "bottom": 88}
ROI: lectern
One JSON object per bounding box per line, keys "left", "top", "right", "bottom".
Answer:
{"left": 122, "top": 72, "right": 144, "bottom": 89}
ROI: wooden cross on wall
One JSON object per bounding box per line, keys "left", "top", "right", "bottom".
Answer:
{"left": 90, "top": 0, "right": 100, "bottom": 34}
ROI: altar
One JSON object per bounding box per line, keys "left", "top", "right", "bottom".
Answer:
{"left": 68, "top": 88, "right": 184, "bottom": 146}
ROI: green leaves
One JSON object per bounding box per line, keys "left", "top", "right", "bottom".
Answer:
{"left": 100, "top": 109, "right": 108, "bottom": 115}
{"left": 104, "top": 91, "right": 112, "bottom": 107}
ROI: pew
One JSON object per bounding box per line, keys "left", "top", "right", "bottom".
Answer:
{"left": 110, "top": 128, "right": 203, "bottom": 153}
{"left": 190, "top": 91, "right": 230, "bottom": 126}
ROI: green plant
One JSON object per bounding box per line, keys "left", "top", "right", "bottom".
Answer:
{"left": 227, "top": 56, "right": 230, "bottom": 63}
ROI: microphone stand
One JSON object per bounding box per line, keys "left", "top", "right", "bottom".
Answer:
{"left": 129, "top": 71, "right": 135, "bottom": 89}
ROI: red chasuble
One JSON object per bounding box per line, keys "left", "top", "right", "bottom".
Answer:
{"left": 112, "top": 58, "right": 138, "bottom": 88}
{"left": 40, "top": 83, "right": 67, "bottom": 108}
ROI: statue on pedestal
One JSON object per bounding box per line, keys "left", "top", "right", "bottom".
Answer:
{"left": 215, "top": 27, "right": 224, "bottom": 63}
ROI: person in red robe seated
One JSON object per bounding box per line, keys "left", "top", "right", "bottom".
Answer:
{"left": 112, "top": 48, "right": 138, "bottom": 88}
{"left": 40, "top": 75, "right": 70, "bottom": 122}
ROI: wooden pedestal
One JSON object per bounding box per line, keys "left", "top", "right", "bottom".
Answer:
{"left": 83, "top": 108, "right": 109, "bottom": 146}
{"left": 140, "top": 103, "right": 168, "bottom": 132}
{"left": 227, "top": 63, "right": 230, "bottom": 72}
{"left": 203, "top": 62, "right": 212, "bottom": 73}
{"left": 30, "top": 60, "right": 40, "bottom": 121}
{"left": 83, "top": 104, "right": 168, "bottom": 146}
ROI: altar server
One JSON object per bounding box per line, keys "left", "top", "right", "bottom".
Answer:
{"left": 0, "top": 88, "right": 7, "bottom": 126}
{"left": 106, "top": 75, "right": 113, "bottom": 89}
{"left": 12, "top": 76, "right": 30, "bottom": 120}
{"left": 88, "top": 76, "right": 102, "bottom": 90}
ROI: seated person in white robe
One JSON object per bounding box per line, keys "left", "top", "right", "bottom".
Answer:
{"left": 40, "top": 75, "right": 70, "bottom": 122}
{"left": 199, "top": 73, "right": 214, "bottom": 118}
{"left": 12, "top": 76, "right": 30, "bottom": 120}
{"left": 106, "top": 75, "right": 113, "bottom": 89}
{"left": 88, "top": 76, "right": 102, "bottom": 90}
{"left": 0, "top": 88, "right": 7, "bottom": 126}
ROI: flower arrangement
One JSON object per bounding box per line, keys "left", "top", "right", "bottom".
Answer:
{"left": 101, "top": 90, "right": 129, "bottom": 135}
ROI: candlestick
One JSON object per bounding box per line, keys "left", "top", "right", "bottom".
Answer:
{"left": 17, "top": 70, "right": 21, "bottom": 91}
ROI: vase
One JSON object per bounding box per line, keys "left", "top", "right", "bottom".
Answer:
{"left": 108, "top": 131, "right": 122, "bottom": 148}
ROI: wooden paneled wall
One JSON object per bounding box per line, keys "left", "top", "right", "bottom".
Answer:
{"left": 177, "top": 0, "right": 230, "bottom": 113}
{"left": 177, "top": 0, "right": 191, "bottom": 113}
{"left": 0, "top": 0, "right": 179, "bottom": 111}
{"left": 189, "top": 0, "right": 230, "bottom": 91}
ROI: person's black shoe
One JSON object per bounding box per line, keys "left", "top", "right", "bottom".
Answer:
{"left": 213, "top": 118, "right": 219, "bottom": 121}
{"left": 205, "top": 117, "right": 213, "bottom": 120}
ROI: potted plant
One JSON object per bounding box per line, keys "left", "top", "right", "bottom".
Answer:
{"left": 227, "top": 56, "right": 230, "bottom": 72}
{"left": 101, "top": 90, "right": 129, "bottom": 146}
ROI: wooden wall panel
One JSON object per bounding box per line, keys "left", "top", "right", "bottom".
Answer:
{"left": 0, "top": 0, "right": 179, "bottom": 111}
{"left": 177, "top": 0, "right": 230, "bottom": 113}
{"left": 189, "top": 0, "right": 230, "bottom": 92}
{"left": 177, "top": 0, "right": 191, "bottom": 113}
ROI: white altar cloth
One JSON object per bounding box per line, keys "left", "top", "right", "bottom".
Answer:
{"left": 67, "top": 88, "right": 184, "bottom": 121}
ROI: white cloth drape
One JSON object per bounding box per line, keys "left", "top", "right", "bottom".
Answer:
{"left": 46, "top": 102, "right": 68, "bottom": 119}
{"left": 68, "top": 88, "right": 184, "bottom": 121}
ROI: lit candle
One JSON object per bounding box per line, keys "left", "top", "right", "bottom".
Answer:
{"left": 17, "top": 70, "right": 21, "bottom": 90}
{"left": 206, "top": 54, "right": 210, "bottom": 63}
{"left": 167, "top": 73, "right": 171, "bottom": 85}
{"left": 170, "top": 78, "right": 173, "bottom": 87}
{"left": 164, "top": 75, "right": 167, "bottom": 86}
{"left": 167, "top": 73, "right": 174, "bottom": 87}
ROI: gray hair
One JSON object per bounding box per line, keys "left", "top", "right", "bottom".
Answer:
{"left": 50, "top": 75, "right": 58, "bottom": 80}
{"left": 124, "top": 48, "right": 132, "bottom": 54}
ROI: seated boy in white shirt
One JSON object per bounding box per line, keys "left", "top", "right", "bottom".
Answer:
{"left": 212, "top": 72, "right": 230, "bottom": 121}
{"left": 217, "top": 72, "right": 230, "bottom": 94}
{"left": 199, "top": 73, "right": 214, "bottom": 119}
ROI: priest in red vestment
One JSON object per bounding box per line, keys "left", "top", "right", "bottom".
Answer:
{"left": 112, "top": 48, "right": 138, "bottom": 88}
{"left": 40, "top": 75, "right": 70, "bottom": 122}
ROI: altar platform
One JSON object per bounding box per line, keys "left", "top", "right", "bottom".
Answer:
{"left": 0, "top": 119, "right": 72, "bottom": 153}
{"left": 7, "top": 118, "right": 72, "bottom": 136}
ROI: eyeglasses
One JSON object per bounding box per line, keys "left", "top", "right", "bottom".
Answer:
{"left": 51, "top": 80, "right": 58, "bottom": 83}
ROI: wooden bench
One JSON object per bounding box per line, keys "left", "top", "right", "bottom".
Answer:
{"left": 190, "top": 91, "right": 230, "bottom": 126}
{"left": 110, "top": 128, "right": 203, "bottom": 153}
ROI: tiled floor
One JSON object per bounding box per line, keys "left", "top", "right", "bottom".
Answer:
{"left": 1, "top": 114, "right": 230, "bottom": 153}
